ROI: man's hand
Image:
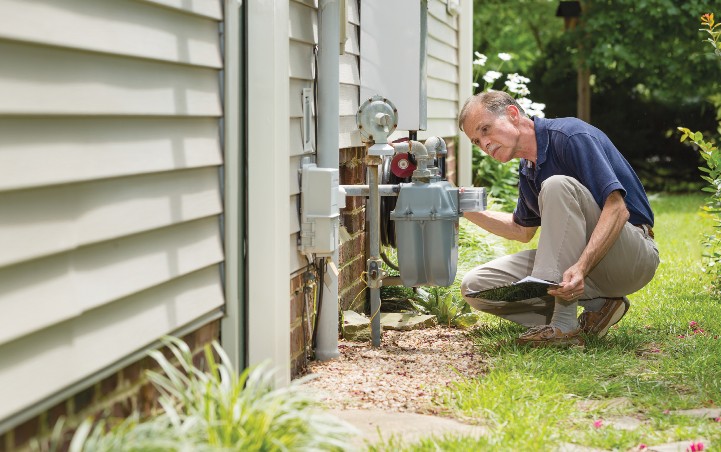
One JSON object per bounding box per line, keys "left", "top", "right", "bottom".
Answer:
{"left": 548, "top": 263, "right": 585, "bottom": 301}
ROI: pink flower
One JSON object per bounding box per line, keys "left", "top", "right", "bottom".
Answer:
{"left": 638, "top": 444, "right": 647, "bottom": 450}
{"left": 690, "top": 321, "right": 699, "bottom": 329}
{"left": 678, "top": 335, "right": 686, "bottom": 339}
{"left": 593, "top": 419, "right": 603, "bottom": 428}
{"left": 687, "top": 441, "right": 705, "bottom": 451}
{"left": 663, "top": 409, "right": 671, "bottom": 415}
{"left": 715, "top": 416, "right": 721, "bottom": 422}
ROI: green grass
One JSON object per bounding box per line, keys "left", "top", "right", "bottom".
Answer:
{"left": 371, "top": 193, "right": 721, "bottom": 451}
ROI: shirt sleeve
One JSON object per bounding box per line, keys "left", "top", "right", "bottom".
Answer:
{"left": 561, "top": 133, "right": 626, "bottom": 208}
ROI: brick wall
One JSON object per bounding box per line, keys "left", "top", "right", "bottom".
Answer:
{"left": 1, "top": 321, "right": 221, "bottom": 452}
{"left": 289, "top": 146, "right": 368, "bottom": 378}
{"left": 338, "top": 147, "right": 367, "bottom": 312}
{"left": 290, "top": 271, "right": 313, "bottom": 377}
{"left": 445, "top": 137, "right": 458, "bottom": 186}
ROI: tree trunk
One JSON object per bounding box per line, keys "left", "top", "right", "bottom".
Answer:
{"left": 577, "top": 64, "right": 591, "bottom": 123}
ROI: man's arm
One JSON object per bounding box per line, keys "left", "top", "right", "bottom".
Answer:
{"left": 463, "top": 210, "right": 538, "bottom": 243}
{"left": 549, "top": 190, "right": 629, "bottom": 300}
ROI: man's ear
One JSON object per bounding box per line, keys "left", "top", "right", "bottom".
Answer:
{"left": 506, "top": 105, "right": 520, "bottom": 123}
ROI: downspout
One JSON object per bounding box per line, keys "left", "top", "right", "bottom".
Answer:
{"left": 315, "top": 0, "right": 340, "bottom": 361}
{"left": 457, "top": 0, "right": 473, "bottom": 187}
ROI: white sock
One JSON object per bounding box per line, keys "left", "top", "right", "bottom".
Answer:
{"left": 549, "top": 298, "right": 579, "bottom": 333}
{"left": 579, "top": 297, "right": 605, "bottom": 312}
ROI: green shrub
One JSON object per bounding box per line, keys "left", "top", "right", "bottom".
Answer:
{"left": 471, "top": 147, "right": 519, "bottom": 212}
{"left": 678, "top": 12, "right": 721, "bottom": 289}
{"left": 43, "top": 337, "right": 355, "bottom": 451}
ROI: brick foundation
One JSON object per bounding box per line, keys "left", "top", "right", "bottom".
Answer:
{"left": 289, "top": 271, "right": 314, "bottom": 377}
{"left": 2, "top": 321, "right": 221, "bottom": 452}
{"left": 445, "top": 137, "right": 458, "bottom": 185}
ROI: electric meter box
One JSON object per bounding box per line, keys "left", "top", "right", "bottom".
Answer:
{"left": 299, "top": 164, "right": 340, "bottom": 256}
{"left": 390, "top": 181, "right": 459, "bottom": 287}
{"left": 360, "top": 0, "right": 427, "bottom": 132}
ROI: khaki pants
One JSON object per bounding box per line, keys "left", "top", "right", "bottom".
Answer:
{"left": 461, "top": 175, "right": 660, "bottom": 327}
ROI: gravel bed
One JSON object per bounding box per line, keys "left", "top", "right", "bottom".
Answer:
{"left": 302, "top": 326, "right": 485, "bottom": 414}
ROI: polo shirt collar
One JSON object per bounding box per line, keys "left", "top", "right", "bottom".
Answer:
{"left": 520, "top": 116, "right": 548, "bottom": 176}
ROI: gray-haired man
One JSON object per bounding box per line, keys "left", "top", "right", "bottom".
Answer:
{"left": 458, "top": 91, "right": 659, "bottom": 346}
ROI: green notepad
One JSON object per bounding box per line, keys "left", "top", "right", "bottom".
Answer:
{"left": 466, "top": 276, "right": 560, "bottom": 302}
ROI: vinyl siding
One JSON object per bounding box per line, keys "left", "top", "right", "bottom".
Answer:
{"left": 288, "top": 0, "right": 361, "bottom": 273}
{"left": 0, "top": 0, "right": 224, "bottom": 425}
{"left": 423, "top": 0, "right": 461, "bottom": 140}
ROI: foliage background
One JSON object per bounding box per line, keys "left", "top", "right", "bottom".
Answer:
{"left": 472, "top": 0, "right": 721, "bottom": 193}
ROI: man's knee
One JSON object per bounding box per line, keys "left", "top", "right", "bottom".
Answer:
{"left": 461, "top": 268, "right": 509, "bottom": 312}
{"left": 540, "top": 175, "right": 576, "bottom": 196}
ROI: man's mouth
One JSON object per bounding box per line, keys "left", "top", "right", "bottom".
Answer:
{"left": 487, "top": 144, "right": 500, "bottom": 157}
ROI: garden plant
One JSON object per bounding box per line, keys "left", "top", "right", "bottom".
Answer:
{"left": 39, "top": 337, "right": 355, "bottom": 452}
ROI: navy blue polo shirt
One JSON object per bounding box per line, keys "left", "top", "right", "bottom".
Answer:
{"left": 513, "top": 117, "right": 654, "bottom": 228}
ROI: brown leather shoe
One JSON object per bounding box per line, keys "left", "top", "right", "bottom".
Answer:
{"left": 578, "top": 297, "right": 629, "bottom": 338}
{"left": 516, "top": 325, "right": 584, "bottom": 347}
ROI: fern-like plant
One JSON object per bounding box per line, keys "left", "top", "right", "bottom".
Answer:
{"left": 412, "top": 288, "right": 479, "bottom": 329}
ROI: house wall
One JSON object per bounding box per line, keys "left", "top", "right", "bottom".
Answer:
{"left": 0, "top": 0, "right": 226, "bottom": 446}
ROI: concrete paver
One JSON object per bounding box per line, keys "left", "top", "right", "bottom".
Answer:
{"left": 329, "top": 408, "right": 486, "bottom": 449}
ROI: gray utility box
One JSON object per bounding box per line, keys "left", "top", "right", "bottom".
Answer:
{"left": 390, "top": 180, "right": 459, "bottom": 287}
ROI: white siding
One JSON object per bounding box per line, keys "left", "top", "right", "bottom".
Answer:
{"left": 341, "top": 0, "right": 362, "bottom": 149}
{"left": 383, "top": 0, "right": 461, "bottom": 142}
{"left": 0, "top": 0, "right": 224, "bottom": 425}
{"left": 289, "top": 0, "right": 316, "bottom": 273}
{"left": 422, "top": 0, "right": 460, "bottom": 140}
{"left": 288, "top": 0, "right": 360, "bottom": 273}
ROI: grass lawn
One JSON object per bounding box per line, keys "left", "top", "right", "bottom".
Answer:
{"left": 380, "top": 193, "right": 721, "bottom": 451}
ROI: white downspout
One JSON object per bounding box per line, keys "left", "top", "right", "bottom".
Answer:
{"left": 457, "top": 0, "right": 474, "bottom": 187}
{"left": 315, "top": 0, "right": 340, "bottom": 361}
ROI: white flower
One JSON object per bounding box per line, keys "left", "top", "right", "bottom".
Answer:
{"left": 517, "top": 98, "right": 546, "bottom": 118}
{"left": 505, "top": 80, "right": 530, "bottom": 96}
{"left": 507, "top": 73, "right": 530, "bottom": 84}
{"left": 498, "top": 52, "right": 512, "bottom": 61}
{"left": 473, "top": 52, "right": 488, "bottom": 66}
{"left": 472, "top": 82, "right": 480, "bottom": 88}
{"left": 482, "top": 70, "right": 502, "bottom": 83}
{"left": 516, "top": 97, "right": 532, "bottom": 109}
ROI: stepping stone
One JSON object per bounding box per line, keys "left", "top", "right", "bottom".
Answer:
{"left": 670, "top": 408, "right": 721, "bottom": 419}
{"left": 556, "top": 443, "right": 607, "bottom": 452}
{"left": 607, "top": 415, "right": 642, "bottom": 431}
{"left": 342, "top": 310, "right": 370, "bottom": 341}
{"left": 380, "top": 312, "right": 437, "bottom": 331}
{"left": 329, "top": 408, "right": 485, "bottom": 450}
{"left": 645, "top": 439, "right": 709, "bottom": 452}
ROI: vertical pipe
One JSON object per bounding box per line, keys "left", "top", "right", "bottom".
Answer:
{"left": 457, "top": 0, "right": 473, "bottom": 187}
{"left": 367, "top": 159, "right": 382, "bottom": 346}
{"left": 315, "top": 0, "right": 340, "bottom": 361}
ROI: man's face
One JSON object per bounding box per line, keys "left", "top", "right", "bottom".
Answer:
{"left": 462, "top": 105, "right": 521, "bottom": 163}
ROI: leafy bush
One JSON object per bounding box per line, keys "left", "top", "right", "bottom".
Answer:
{"left": 43, "top": 337, "right": 355, "bottom": 451}
{"left": 679, "top": 13, "right": 721, "bottom": 289}
{"left": 412, "top": 287, "right": 479, "bottom": 329}
{"left": 472, "top": 147, "right": 519, "bottom": 212}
